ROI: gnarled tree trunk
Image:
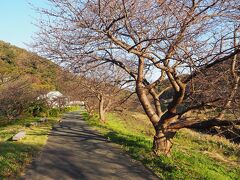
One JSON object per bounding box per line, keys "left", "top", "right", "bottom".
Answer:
{"left": 153, "top": 113, "right": 179, "bottom": 155}
{"left": 152, "top": 128, "right": 177, "bottom": 155}
{"left": 136, "top": 80, "right": 177, "bottom": 155}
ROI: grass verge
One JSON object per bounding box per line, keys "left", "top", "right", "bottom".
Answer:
{"left": 82, "top": 111, "right": 240, "bottom": 180}
{"left": 0, "top": 106, "right": 80, "bottom": 178}
{"left": 0, "top": 117, "right": 58, "bottom": 178}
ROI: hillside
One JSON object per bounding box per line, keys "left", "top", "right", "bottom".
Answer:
{"left": 0, "top": 41, "right": 60, "bottom": 91}
{"left": 0, "top": 41, "right": 65, "bottom": 121}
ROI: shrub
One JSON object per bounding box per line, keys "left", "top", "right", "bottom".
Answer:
{"left": 48, "top": 108, "right": 61, "bottom": 117}
{"left": 28, "top": 100, "right": 49, "bottom": 117}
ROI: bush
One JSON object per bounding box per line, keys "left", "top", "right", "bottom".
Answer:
{"left": 48, "top": 106, "right": 79, "bottom": 117}
{"left": 28, "top": 100, "right": 49, "bottom": 117}
{"left": 0, "top": 79, "right": 38, "bottom": 120}
{"left": 48, "top": 108, "right": 61, "bottom": 117}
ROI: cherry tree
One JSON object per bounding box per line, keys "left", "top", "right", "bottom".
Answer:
{"left": 33, "top": 0, "right": 240, "bottom": 155}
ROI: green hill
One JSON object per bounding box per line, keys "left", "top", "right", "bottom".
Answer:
{"left": 0, "top": 41, "right": 62, "bottom": 120}
{"left": 0, "top": 40, "right": 59, "bottom": 91}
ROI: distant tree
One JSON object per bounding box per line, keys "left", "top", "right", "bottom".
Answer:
{"left": 34, "top": 0, "right": 240, "bottom": 155}
{"left": 82, "top": 65, "right": 129, "bottom": 122}
{"left": 57, "top": 65, "right": 129, "bottom": 122}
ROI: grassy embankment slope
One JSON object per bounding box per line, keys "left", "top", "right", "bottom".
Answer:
{"left": 83, "top": 111, "right": 240, "bottom": 179}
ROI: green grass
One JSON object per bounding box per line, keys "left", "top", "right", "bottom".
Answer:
{"left": 82, "top": 111, "right": 240, "bottom": 180}
{"left": 0, "top": 116, "right": 58, "bottom": 178}
{"left": 0, "top": 106, "right": 80, "bottom": 178}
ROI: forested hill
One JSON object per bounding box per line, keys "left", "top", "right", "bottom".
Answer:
{"left": 0, "top": 41, "right": 64, "bottom": 120}
{"left": 0, "top": 40, "right": 59, "bottom": 91}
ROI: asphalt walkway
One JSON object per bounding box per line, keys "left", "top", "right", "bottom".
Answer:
{"left": 22, "top": 111, "right": 159, "bottom": 180}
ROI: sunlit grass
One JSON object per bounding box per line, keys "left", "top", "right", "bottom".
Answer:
{"left": 0, "top": 116, "right": 59, "bottom": 178}
{"left": 0, "top": 106, "right": 80, "bottom": 178}
{"left": 83, "top": 111, "right": 240, "bottom": 179}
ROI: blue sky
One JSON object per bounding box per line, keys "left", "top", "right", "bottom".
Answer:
{"left": 0, "top": 0, "right": 47, "bottom": 49}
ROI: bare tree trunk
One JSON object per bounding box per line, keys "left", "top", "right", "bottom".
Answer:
{"left": 152, "top": 129, "right": 176, "bottom": 155}
{"left": 153, "top": 113, "right": 179, "bottom": 155}
{"left": 151, "top": 70, "right": 186, "bottom": 155}
{"left": 136, "top": 86, "right": 159, "bottom": 125}
{"left": 135, "top": 56, "right": 175, "bottom": 155}
{"left": 85, "top": 103, "right": 94, "bottom": 117}
{"left": 98, "top": 94, "right": 106, "bottom": 122}
{"left": 136, "top": 83, "right": 178, "bottom": 155}
{"left": 149, "top": 89, "right": 162, "bottom": 117}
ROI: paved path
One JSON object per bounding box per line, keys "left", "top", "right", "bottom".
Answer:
{"left": 22, "top": 111, "right": 159, "bottom": 180}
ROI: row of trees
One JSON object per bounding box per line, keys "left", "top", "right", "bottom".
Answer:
{"left": 57, "top": 65, "right": 132, "bottom": 122}
{"left": 34, "top": 0, "right": 240, "bottom": 155}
